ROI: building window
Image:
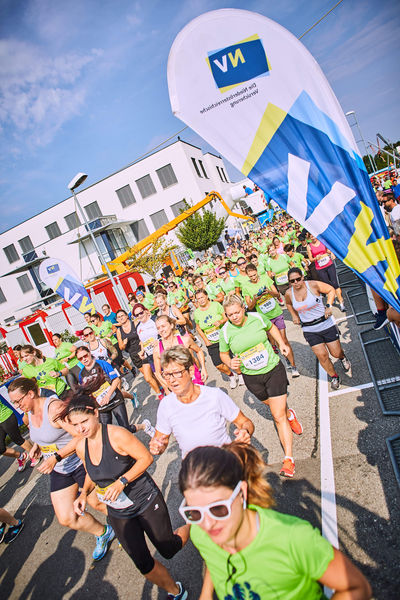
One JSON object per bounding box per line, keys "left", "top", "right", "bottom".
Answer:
{"left": 18, "top": 236, "right": 34, "bottom": 254}
{"left": 170, "top": 200, "right": 187, "bottom": 217}
{"left": 116, "top": 185, "right": 136, "bottom": 208}
{"left": 221, "top": 167, "right": 229, "bottom": 183}
{"left": 216, "top": 166, "right": 225, "bottom": 182}
{"left": 0, "top": 287, "right": 6, "bottom": 304}
{"left": 3, "top": 244, "right": 19, "bottom": 264}
{"left": 17, "top": 274, "right": 34, "bottom": 294}
{"left": 198, "top": 160, "right": 209, "bottom": 178}
{"left": 130, "top": 219, "right": 150, "bottom": 243}
{"left": 65, "top": 212, "right": 81, "bottom": 230}
{"left": 84, "top": 201, "right": 102, "bottom": 221}
{"left": 45, "top": 221, "right": 62, "bottom": 240}
{"left": 135, "top": 175, "right": 156, "bottom": 199}
{"left": 191, "top": 158, "right": 202, "bottom": 178}
{"left": 150, "top": 209, "right": 168, "bottom": 230}
{"left": 156, "top": 164, "right": 178, "bottom": 189}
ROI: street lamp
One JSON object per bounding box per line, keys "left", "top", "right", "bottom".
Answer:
{"left": 345, "top": 110, "right": 377, "bottom": 174}
{"left": 68, "top": 172, "right": 127, "bottom": 310}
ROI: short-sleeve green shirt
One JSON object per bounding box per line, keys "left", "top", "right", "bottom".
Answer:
{"left": 54, "top": 341, "right": 79, "bottom": 369}
{"left": 194, "top": 301, "right": 224, "bottom": 342}
{"left": 219, "top": 278, "right": 236, "bottom": 295}
{"left": 242, "top": 274, "right": 282, "bottom": 320}
{"left": 191, "top": 505, "right": 333, "bottom": 600}
{"left": 23, "top": 358, "right": 67, "bottom": 396}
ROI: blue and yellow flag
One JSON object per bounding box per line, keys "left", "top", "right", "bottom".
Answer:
{"left": 39, "top": 258, "right": 95, "bottom": 315}
{"left": 168, "top": 8, "right": 400, "bottom": 310}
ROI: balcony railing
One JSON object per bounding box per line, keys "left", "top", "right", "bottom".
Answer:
{"left": 84, "top": 215, "right": 117, "bottom": 232}
{"left": 22, "top": 250, "right": 38, "bottom": 263}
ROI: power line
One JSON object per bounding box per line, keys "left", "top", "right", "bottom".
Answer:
{"left": 125, "top": 0, "right": 346, "bottom": 165}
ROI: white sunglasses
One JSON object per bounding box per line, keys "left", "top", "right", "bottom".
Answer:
{"left": 179, "top": 481, "right": 244, "bottom": 524}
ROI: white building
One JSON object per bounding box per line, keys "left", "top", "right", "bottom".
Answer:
{"left": 0, "top": 139, "right": 237, "bottom": 325}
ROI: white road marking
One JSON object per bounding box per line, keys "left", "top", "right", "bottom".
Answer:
{"left": 319, "top": 365, "right": 338, "bottom": 599}
{"left": 4, "top": 469, "right": 43, "bottom": 513}
{"left": 328, "top": 382, "right": 374, "bottom": 397}
{"left": 334, "top": 314, "right": 355, "bottom": 324}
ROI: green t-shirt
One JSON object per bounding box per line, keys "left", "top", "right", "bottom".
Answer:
{"left": 0, "top": 400, "right": 13, "bottom": 424}
{"left": 98, "top": 320, "right": 117, "bottom": 345}
{"left": 167, "top": 289, "right": 188, "bottom": 309}
{"left": 191, "top": 505, "right": 333, "bottom": 600}
{"left": 194, "top": 301, "right": 225, "bottom": 343}
{"left": 17, "top": 358, "right": 27, "bottom": 371}
{"left": 23, "top": 358, "right": 67, "bottom": 396}
{"left": 142, "top": 292, "right": 155, "bottom": 312}
{"left": 288, "top": 252, "right": 307, "bottom": 274}
{"left": 242, "top": 273, "right": 282, "bottom": 320}
{"left": 219, "top": 278, "right": 236, "bottom": 295}
{"left": 268, "top": 254, "right": 290, "bottom": 285}
{"left": 205, "top": 282, "right": 222, "bottom": 301}
{"left": 54, "top": 341, "right": 79, "bottom": 369}
{"left": 234, "top": 274, "right": 249, "bottom": 293}
{"left": 219, "top": 313, "right": 279, "bottom": 375}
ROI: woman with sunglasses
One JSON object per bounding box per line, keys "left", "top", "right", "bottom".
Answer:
{"left": 20, "top": 344, "right": 69, "bottom": 400}
{"left": 267, "top": 246, "right": 290, "bottom": 299}
{"left": 307, "top": 235, "right": 345, "bottom": 312}
{"left": 116, "top": 309, "right": 163, "bottom": 401}
{"left": 219, "top": 295, "right": 302, "bottom": 479}
{"left": 70, "top": 393, "right": 189, "bottom": 600}
{"left": 218, "top": 265, "right": 236, "bottom": 297}
{"left": 178, "top": 442, "right": 371, "bottom": 600}
{"left": 7, "top": 377, "right": 115, "bottom": 562}
{"left": 285, "top": 268, "right": 351, "bottom": 391}
{"left": 167, "top": 281, "right": 192, "bottom": 331}
{"left": 81, "top": 327, "right": 117, "bottom": 363}
{"left": 153, "top": 315, "right": 207, "bottom": 394}
{"left": 91, "top": 313, "right": 133, "bottom": 376}
{"left": 131, "top": 303, "right": 158, "bottom": 372}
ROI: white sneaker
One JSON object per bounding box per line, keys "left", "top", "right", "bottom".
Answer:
{"left": 237, "top": 374, "right": 245, "bottom": 386}
{"left": 142, "top": 419, "right": 156, "bottom": 438}
{"left": 291, "top": 367, "right": 300, "bottom": 378}
{"left": 229, "top": 375, "right": 238, "bottom": 389}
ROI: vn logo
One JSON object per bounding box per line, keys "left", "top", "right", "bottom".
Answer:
{"left": 207, "top": 35, "right": 270, "bottom": 93}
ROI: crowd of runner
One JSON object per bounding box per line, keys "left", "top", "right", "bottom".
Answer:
{"left": 0, "top": 210, "right": 378, "bottom": 599}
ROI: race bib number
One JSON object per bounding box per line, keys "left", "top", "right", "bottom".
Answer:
{"left": 143, "top": 337, "right": 156, "bottom": 356}
{"left": 275, "top": 273, "right": 288, "bottom": 285}
{"left": 96, "top": 484, "right": 134, "bottom": 509}
{"left": 92, "top": 381, "right": 111, "bottom": 405}
{"left": 317, "top": 255, "right": 330, "bottom": 267}
{"left": 40, "top": 443, "right": 58, "bottom": 457}
{"left": 240, "top": 343, "right": 270, "bottom": 371}
{"left": 257, "top": 295, "right": 276, "bottom": 314}
{"left": 205, "top": 326, "right": 220, "bottom": 342}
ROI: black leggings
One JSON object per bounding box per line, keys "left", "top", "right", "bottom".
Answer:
{"left": 0, "top": 413, "right": 25, "bottom": 454}
{"left": 108, "top": 491, "right": 182, "bottom": 574}
{"left": 98, "top": 402, "right": 130, "bottom": 430}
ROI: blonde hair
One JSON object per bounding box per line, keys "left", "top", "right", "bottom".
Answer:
{"left": 222, "top": 294, "right": 245, "bottom": 310}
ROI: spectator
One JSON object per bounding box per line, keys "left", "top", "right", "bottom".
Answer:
{"left": 381, "top": 190, "right": 400, "bottom": 235}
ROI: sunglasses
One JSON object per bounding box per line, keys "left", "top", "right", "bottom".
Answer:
{"left": 162, "top": 368, "right": 188, "bottom": 380}
{"left": 219, "top": 270, "right": 226, "bottom": 275}
{"left": 134, "top": 310, "right": 145, "bottom": 317}
{"left": 179, "top": 481, "right": 243, "bottom": 524}
{"left": 237, "top": 262, "right": 246, "bottom": 266}
{"left": 289, "top": 277, "right": 302, "bottom": 283}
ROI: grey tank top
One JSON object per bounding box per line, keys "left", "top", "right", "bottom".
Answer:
{"left": 28, "top": 396, "right": 81, "bottom": 474}
{"left": 291, "top": 282, "right": 334, "bottom": 333}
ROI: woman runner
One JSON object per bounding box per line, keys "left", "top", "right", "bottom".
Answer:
{"left": 52, "top": 333, "right": 80, "bottom": 389}
{"left": 131, "top": 303, "right": 158, "bottom": 371}
{"left": 8, "top": 377, "right": 114, "bottom": 562}
{"left": 285, "top": 268, "right": 351, "bottom": 390}
{"left": 70, "top": 393, "right": 189, "bottom": 600}
{"left": 307, "top": 235, "right": 345, "bottom": 311}
{"left": 0, "top": 395, "right": 35, "bottom": 470}
{"left": 178, "top": 443, "right": 371, "bottom": 600}
{"left": 21, "top": 345, "right": 69, "bottom": 400}
{"left": 219, "top": 295, "right": 302, "bottom": 478}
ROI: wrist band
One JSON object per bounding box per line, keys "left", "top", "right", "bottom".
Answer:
{"left": 54, "top": 452, "right": 62, "bottom": 462}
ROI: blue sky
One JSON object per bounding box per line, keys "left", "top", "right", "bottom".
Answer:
{"left": 0, "top": 0, "right": 399, "bottom": 232}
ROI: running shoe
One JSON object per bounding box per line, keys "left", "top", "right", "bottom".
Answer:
{"left": 287, "top": 408, "right": 303, "bottom": 435}
{"left": 121, "top": 377, "right": 130, "bottom": 391}
{"left": 4, "top": 519, "right": 24, "bottom": 544}
{"left": 373, "top": 312, "right": 389, "bottom": 330}
{"left": 277, "top": 298, "right": 285, "bottom": 307}
{"left": 167, "top": 581, "right": 188, "bottom": 600}
{"left": 142, "top": 419, "right": 156, "bottom": 438}
{"left": 0, "top": 523, "right": 6, "bottom": 543}
{"left": 340, "top": 356, "right": 351, "bottom": 372}
{"left": 291, "top": 367, "right": 300, "bottom": 378}
{"left": 271, "top": 344, "right": 279, "bottom": 355}
{"left": 280, "top": 458, "right": 295, "bottom": 478}
{"left": 17, "top": 452, "right": 28, "bottom": 472}
{"left": 229, "top": 374, "right": 238, "bottom": 389}
{"left": 339, "top": 303, "right": 346, "bottom": 312}
{"left": 130, "top": 391, "right": 139, "bottom": 409}
{"left": 157, "top": 392, "right": 165, "bottom": 401}
{"left": 92, "top": 524, "right": 115, "bottom": 561}
{"left": 30, "top": 455, "right": 42, "bottom": 468}
{"left": 237, "top": 374, "right": 245, "bottom": 386}
{"left": 330, "top": 375, "right": 341, "bottom": 390}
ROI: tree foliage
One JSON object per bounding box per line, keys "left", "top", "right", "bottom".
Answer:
{"left": 126, "top": 236, "right": 178, "bottom": 278}
{"left": 176, "top": 207, "right": 225, "bottom": 252}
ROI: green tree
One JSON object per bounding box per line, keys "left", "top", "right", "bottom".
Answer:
{"left": 126, "top": 236, "right": 178, "bottom": 278}
{"left": 177, "top": 208, "right": 225, "bottom": 252}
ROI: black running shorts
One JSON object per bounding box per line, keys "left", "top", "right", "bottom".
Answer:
{"left": 242, "top": 360, "right": 288, "bottom": 401}
{"left": 303, "top": 324, "right": 339, "bottom": 347}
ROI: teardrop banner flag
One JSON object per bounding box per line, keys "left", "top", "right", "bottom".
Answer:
{"left": 39, "top": 258, "right": 95, "bottom": 315}
{"left": 168, "top": 9, "right": 400, "bottom": 310}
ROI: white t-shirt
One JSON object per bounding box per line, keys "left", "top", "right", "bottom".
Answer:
{"left": 156, "top": 385, "right": 240, "bottom": 457}
{"left": 390, "top": 204, "right": 400, "bottom": 234}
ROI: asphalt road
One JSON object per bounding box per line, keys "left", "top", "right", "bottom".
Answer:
{"left": 1, "top": 302, "right": 399, "bottom": 599}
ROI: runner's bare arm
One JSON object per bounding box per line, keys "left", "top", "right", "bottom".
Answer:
{"left": 171, "top": 305, "right": 186, "bottom": 326}
{"left": 268, "top": 324, "right": 290, "bottom": 356}
{"left": 198, "top": 568, "right": 215, "bottom": 600}
{"left": 196, "top": 323, "right": 210, "bottom": 347}
{"left": 284, "top": 291, "right": 301, "bottom": 324}
{"left": 149, "top": 430, "right": 170, "bottom": 455}
{"left": 116, "top": 327, "right": 127, "bottom": 351}
{"left": 232, "top": 411, "right": 254, "bottom": 444}
{"left": 313, "top": 281, "right": 336, "bottom": 306}
{"left": 318, "top": 548, "right": 371, "bottom": 599}
{"left": 245, "top": 294, "right": 257, "bottom": 310}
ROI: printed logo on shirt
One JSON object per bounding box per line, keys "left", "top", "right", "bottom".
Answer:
{"left": 225, "top": 582, "right": 260, "bottom": 600}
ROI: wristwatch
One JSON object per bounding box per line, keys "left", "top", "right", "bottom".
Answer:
{"left": 326, "top": 303, "right": 331, "bottom": 308}
{"left": 54, "top": 452, "right": 62, "bottom": 462}
{"left": 119, "top": 476, "right": 129, "bottom": 487}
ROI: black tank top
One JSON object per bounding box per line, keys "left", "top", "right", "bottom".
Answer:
{"left": 120, "top": 321, "right": 140, "bottom": 355}
{"left": 84, "top": 424, "right": 158, "bottom": 518}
